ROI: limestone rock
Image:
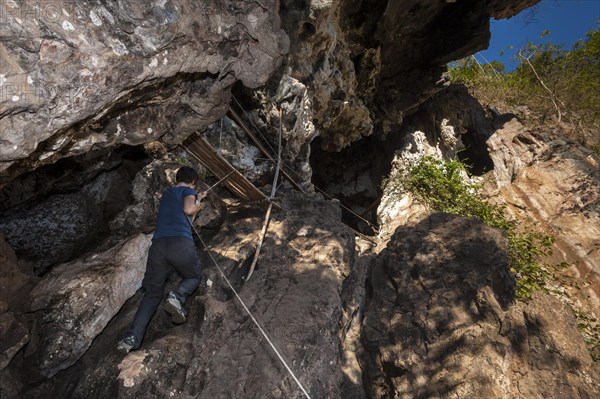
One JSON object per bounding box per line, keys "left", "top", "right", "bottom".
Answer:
{"left": 27, "top": 233, "right": 152, "bottom": 378}
{"left": 72, "top": 190, "right": 359, "bottom": 399}
{"left": 0, "top": 147, "right": 137, "bottom": 211}
{"left": 508, "top": 294, "right": 600, "bottom": 398}
{"left": 0, "top": 167, "right": 138, "bottom": 274}
{"left": 0, "top": 0, "right": 288, "bottom": 185}
{"left": 260, "top": 74, "right": 319, "bottom": 184}
{"left": 487, "top": 118, "right": 546, "bottom": 186}
{"left": 0, "top": 312, "right": 29, "bottom": 373}
{"left": 279, "top": 0, "right": 373, "bottom": 152}
{"left": 316, "top": 86, "right": 488, "bottom": 236}
{"left": 488, "top": 123, "right": 600, "bottom": 352}
{"left": 204, "top": 116, "right": 271, "bottom": 182}
{"left": 0, "top": 234, "right": 31, "bottom": 374}
{"left": 0, "top": 233, "right": 31, "bottom": 308}
{"left": 271, "top": 0, "right": 538, "bottom": 153}
{"left": 362, "top": 212, "right": 599, "bottom": 398}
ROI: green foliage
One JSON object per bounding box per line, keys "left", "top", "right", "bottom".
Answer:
{"left": 445, "top": 27, "right": 600, "bottom": 360}
{"left": 386, "top": 156, "right": 555, "bottom": 301}
{"left": 174, "top": 155, "right": 190, "bottom": 166}
{"left": 574, "top": 309, "right": 600, "bottom": 362}
{"left": 449, "top": 27, "right": 600, "bottom": 148}
{"left": 400, "top": 157, "right": 512, "bottom": 229}
{"left": 507, "top": 230, "right": 554, "bottom": 300}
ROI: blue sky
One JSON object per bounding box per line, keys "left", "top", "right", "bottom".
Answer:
{"left": 477, "top": 0, "right": 600, "bottom": 70}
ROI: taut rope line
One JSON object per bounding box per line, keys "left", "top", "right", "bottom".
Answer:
{"left": 187, "top": 219, "right": 312, "bottom": 399}
{"left": 229, "top": 97, "right": 380, "bottom": 232}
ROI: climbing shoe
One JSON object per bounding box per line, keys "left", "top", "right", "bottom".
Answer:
{"left": 116, "top": 335, "right": 138, "bottom": 354}
{"left": 164, "top": 292, "right": 187, "bottom": 324}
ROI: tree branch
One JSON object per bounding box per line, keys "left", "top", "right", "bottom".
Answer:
{"left": 518, "top": 49, "right": 562, "bottom": 124}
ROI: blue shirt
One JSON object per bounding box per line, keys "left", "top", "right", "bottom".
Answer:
{"left": 152, "top": 186, "right": 197, "bottom": 240}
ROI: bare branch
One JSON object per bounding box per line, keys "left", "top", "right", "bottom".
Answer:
{"left": 518, "top": 49, "right": 562, "bottom": 124}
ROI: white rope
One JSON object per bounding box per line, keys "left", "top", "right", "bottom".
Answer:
{"left": 189, "top": 221, "right": 312, "bottom": 399}
{"left": 229, "top": 99, "right": 380, "bottom": 232}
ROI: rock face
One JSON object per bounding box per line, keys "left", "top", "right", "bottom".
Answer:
{"left": 361, "top": 212, "right": 599, "bottom": 399}
{"left": 0, "top": 234, "right": 31, "bottom": 374}
{"left": 487, "top": 118, "right": 600, "bottom": 358}
{"left": 3, "top": 0, "right": 599, "bottom": 398}
{"left": 0, "top": 164, "right": 142, "bottom": 274}
{"left": 4, "top": 189, "right": 595, "bottom": 398}
{"left": 66, "top": 190, "right": 360, "bottom": 399}
{"left": 27, "top": 233, "right": 151, "bottom": 379}
{"left": 224, "top": 0, "right": 540, "bottom": 195}
{"left": 0, "top": 0, "right": 288, "bottom": 184}
{"left": 272, "top": 0, "right": 539, "bottom": 152}
{"left": 203, "top": 116, "right": 272, "bottom": 183}
{"left": 375, "top": 85, "right": 600, "bottom": 358}
{"left": 308, "top": 85, "right": 493, "bottom": 233}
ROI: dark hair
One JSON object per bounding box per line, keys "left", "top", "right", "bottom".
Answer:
{"left": 176, "top": 166, "right": 199, "bottom": 184}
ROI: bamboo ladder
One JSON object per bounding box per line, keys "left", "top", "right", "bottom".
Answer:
{"left": 181, "top": 133, "right": 266, "bottom": 202}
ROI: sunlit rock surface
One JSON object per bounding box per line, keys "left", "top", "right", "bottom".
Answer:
{"left": 489, "top": 119, "right": 600, "bottom": 351}
{"left": 27, "top": 234, "right": 151, "bottom": 378}
{"left": 4, "top": 0, "right": 599, "bottom": 397}
{"left": 69, "top": 190, "right": 360, "bottom": 399}
{"left": 362, "top": 213, "right": 599, "bottom": 398}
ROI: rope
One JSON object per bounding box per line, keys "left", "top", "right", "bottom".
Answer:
{"left": 229, "top": 98, "right": 380, "bottom": 232}
{"left": 232, "top": 96, "right": 278, "bottom": 155}
{"left": 187, "top": 219, "right": 312, "bottom": 399}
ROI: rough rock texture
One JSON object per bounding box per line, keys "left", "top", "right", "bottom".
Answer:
{"left": 375, "top": 87, "right": 599, "bottom": 305}
{"left": 26, "top": 233, "right": 151, "bottom": 379}
{"left": 0, "top": 163, "right": 141, "bottom": 274}
{"left": 361, "top": 212, "right": 599, "bottom": 398}
{"left": 111, "top": 191, "right": 356, "bottom": 399}
{"left": 375, "top": 85, "right": 600, "bottom": 359}
{"left": 0, "top": 0, "right": 288, "bottom": 184}
{"left": 487, "top": 118, "right": 546, "bottom": 187}
{"left": 0, "top": 234, "right": 31, "bottom": 309}
{"left": 2, "top": 178, "right": 598, "bottom": 398}
{"left": 203, "top": 116, "right": 272, "bottom": 183}
{"left": 271, "top": 0, "right": 539, "bottom": 152}
{"left": 220, "top": 0, "right": 539, "bottom": 196}
{"left": 307, "top": 85, "right": 493, "bottom": 233}
{"left": 0, "top": 311, "right": 29, "bottom": 374}
{"left": 0, "top": 145, "right": 147, "bottom": 211}
{"left": 4, "top": 0, "right": 599, "bottom": 398}
{"left": 264, "top": 73, "right": 319, "bottom": 184}
{"left": 278, "top": 0, "right": 373, "bottom": 151}
{"left": 487, "top": 119, "right": 600, "bottom": 351}
{"left": 375, "top": 86, "right": 490, "bottom": 234}
{"left": 0, "top": 234, "right": 31, "bottom": 374}
{"left": 22, "top": 189, "right": 361, "bottom": 399}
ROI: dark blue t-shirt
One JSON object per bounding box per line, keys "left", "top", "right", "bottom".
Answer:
{"left": 153, "top": 186, "right": 197, "bottom": 240}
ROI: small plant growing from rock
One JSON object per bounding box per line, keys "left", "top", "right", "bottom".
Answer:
{"left": 384, "top": 155, "right": 555, "bottom": 301}
{"left": 386, "top": 156, "right": 600, "bottom": 361}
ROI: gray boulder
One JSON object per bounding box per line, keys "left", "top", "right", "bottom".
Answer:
{"left": 27, "top": 233, "right": 152, "bottom": 378}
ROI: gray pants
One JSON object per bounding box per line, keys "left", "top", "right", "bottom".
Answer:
{"left": 127, "top": 236, "right": 201, "bottom": 346}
